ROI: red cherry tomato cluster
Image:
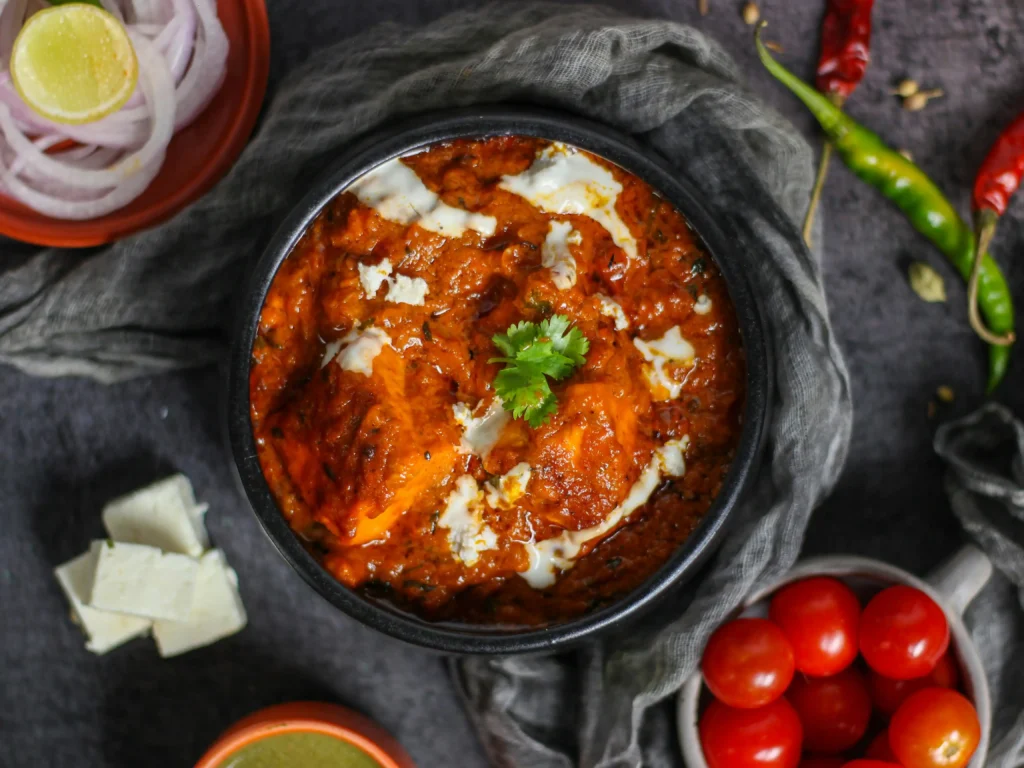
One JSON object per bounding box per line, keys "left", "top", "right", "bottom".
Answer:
{"left": 699, "top": 578, "right": 982, "bottom": 768}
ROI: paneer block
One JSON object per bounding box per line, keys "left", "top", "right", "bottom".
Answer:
{"left": 153, "top": 550, "right": 247, "bottom": 657}
{"left": 102, "top": 474, "right": 209, "bottom": 557}
{"left": 54, "top": 550, "right": 151, "bottom": 654}
{"left": 87, "top": 541, "right": 199, "bottom": 622}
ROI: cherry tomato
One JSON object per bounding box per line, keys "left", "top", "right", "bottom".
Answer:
{"left": 889, "top": 688, "right": 980, "bottom": 768}
{"left": 865, "top": 729, "right": 899, "bottom": 762}
{"left": 800, "top": 759, "right": 845, "bottom": 768}
{"left": 787, "top": 667, "right": 872, "bottom": 753}
{"left": 868, "top": 650, "right": 960, "bottom": 715}
{"left": 769, "top": 577, "right": 860, "bottom": 676}
{"left": 860, "top": 586, "right": 949, "bottom": 680}
{"left": 841, "top": 762, "right": 902, "bottom": 768}
{"left": 869, "top": 670, "right": 928, "bottom": 716}
{"left": 700, "top": 698, "right": 803, "bottom": 768}
{"left": 702, "top": 618, "right": 796, "bottom": 708}
{"left": 928, "top": 651, "right": 960, "bottom": 689}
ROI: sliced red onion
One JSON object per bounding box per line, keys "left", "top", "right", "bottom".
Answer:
{"left": 160, "top": 0, "right": 198, "bottom": 85}
{"left": 131, "top": 23, "right": 165, "bottom": 36}
{"left": 67, "top": 147, "right": 123, "bottom": 170}
{"left": 129, "top": 0, "right": 172, "bottom": 25}
{"left": 171, "top": 0, "right": 228, "bottom": 130}
{"left": 0, "top": 34, "right": 173, "bottom": 191}
{"left": 120, "top": 0, "right": 195, "bottom": 109}
{"left": 0, "top": 33, "right": 172, "bottom": 217}
{"left": 108, "top": 0, "right": 205, "bottom": 124}
{"left": 7, "top": 133, "right": 62, "bottom": 175}
{"left": 0, "top": 150, "right": 162, "bottom": 217}
{"left": 0, "top": 0, "right": 229, "bottom": 220}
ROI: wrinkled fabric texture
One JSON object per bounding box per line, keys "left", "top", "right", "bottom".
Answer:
{"left": 444, "top": 8, "right": 856, "bottom": 762}
{"left": 935, "top": 405, "right": 1024, "bottom": 768}
{"left": 0, "top": 4, "right": 854, "bottom": 767}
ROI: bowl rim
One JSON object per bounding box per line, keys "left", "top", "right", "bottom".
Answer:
{"left": 0, "top": 0, "right": 271, "bottom": 248}
{"left": 192, "top": 701, "right": 416, "bottom": 768}
{"left": 226, "top": 105, "right": 771, "bottom": 654}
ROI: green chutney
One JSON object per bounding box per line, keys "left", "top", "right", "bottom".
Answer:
{"left": 219, "top": 731, "right": 383, "bottom": 768}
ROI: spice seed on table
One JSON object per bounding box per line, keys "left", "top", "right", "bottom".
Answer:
{"left": 890, "top": 78, "right": 920, "bottom": 97}
{"left": 903, "top": 88, "right": 944, "bottom": 112}
{"left": 907, "top": 262, "right": 946, "bottom": 303}
{"left": 742, "top": 3, "right": 760, "bottom": 25}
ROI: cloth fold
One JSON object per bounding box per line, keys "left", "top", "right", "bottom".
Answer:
{"left": 0, "top": 4, "right": 854, "bottom": 766}
{"left": 935, "top": 404, "right": 1024, "bottom": 768}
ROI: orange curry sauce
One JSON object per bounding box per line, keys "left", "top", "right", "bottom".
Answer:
{"left": 249, "top": 136, "right": 745, "bottom": 626}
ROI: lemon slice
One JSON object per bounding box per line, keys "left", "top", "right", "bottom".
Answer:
{"left": 10, "top": 4, "right": 138, "bottom": 125}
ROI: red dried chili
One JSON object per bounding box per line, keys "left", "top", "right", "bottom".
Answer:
{"left": 974, "top": 112, "right": 1024, "bottom": 220}
{"left": 815, "top": 0, "right": 875, "bottom": 105}
{"left": 803, "top": 0, "right": 876, "bottom": 244}
{"left": 968, "top": 111, "right": 1024, "bottom": 346}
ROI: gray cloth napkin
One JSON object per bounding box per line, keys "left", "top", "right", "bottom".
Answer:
{"left": 935, "top": 405, "right": 1024, "bottom": 768}
{"left": 0, "top": 3, "right": 854, "bottom": 766}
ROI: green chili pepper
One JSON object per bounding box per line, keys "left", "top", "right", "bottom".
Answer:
{"left": 755, "top": 24, "right": 1015, "bottom": 393}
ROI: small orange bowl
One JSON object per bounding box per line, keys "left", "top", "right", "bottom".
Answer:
{"left": 0, "top": 0, "right": 270, "bottom": 248}
{"left": 193, "top": 702, "right": 417, "bottom": 768}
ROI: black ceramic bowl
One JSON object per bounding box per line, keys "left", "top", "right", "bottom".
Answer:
{"left": 227, "top": 107, "right": 770, "bottom": 654}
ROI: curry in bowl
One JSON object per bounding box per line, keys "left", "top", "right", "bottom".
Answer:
{"left": 249, "top": 135, "right": 745, "bottom": 626}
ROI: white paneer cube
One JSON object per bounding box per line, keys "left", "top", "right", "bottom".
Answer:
{"left": 54, "top": 551, "right": 151, "bottom": 654}
{"left": 102, "top": 474, "right": 209, "bottom": 557}
{"left": 153, "top": 550, "right": 247, "bottom": 657}
{"left": 87, "top": 541, "right": 199, "bottom": 622}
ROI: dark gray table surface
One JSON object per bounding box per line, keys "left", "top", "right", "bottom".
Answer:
{"left": 2, "top": 1, "right": 1023, "bottom": 767}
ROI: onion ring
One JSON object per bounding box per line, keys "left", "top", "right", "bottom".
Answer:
{"left": 0, "top": 0, "right": 229, "bottom": 220}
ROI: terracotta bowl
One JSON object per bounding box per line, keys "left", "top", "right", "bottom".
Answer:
{"left": 193, "top": 701, "right": 416, "bottom": 768}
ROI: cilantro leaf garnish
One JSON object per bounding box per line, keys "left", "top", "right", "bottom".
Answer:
{"left": 489, "top": 314, "right": 589, "bottom": 428}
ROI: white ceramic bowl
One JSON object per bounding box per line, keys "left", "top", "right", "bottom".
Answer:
{"left": 677, "top": 545, "right": 993, "bottom": 768}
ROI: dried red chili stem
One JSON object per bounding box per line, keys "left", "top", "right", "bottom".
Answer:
{"left": 967, "top": 112, "right": 1023, "bottom": 345}
{"left": 967, "top": 214, "right": 1012, "bottom": 345}
{"left": 803, "top": 0, "right": 875, "bottom": 246}
{"left": 803, "top": 95, "right": 844, "bottom": 243}
{"left": 803, "top": 137, "right": 834, "bottom": 243}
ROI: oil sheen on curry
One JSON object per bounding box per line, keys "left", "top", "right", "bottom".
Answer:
{"left": 250, "top": 136, "right": 745, "bottom": 626}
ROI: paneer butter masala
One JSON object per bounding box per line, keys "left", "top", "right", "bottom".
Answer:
{"left": 250, "top": 136, "right": 745, "bottom": 626}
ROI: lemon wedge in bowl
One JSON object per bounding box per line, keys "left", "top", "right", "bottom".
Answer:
{"left": 10, "top": 3, "right": 138, "bottom": 125}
